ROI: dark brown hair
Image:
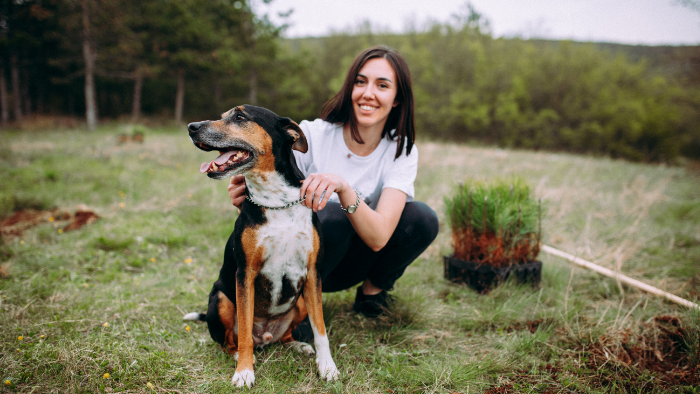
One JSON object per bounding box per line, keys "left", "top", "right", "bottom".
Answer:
{"left": 320, "top": 45, "right": 415, "bottom": 160}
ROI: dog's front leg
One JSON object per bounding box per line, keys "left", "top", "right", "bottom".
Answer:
{"left": 303, "top": 267, "right": 339, "bottom": 381}
{"left": 232, "top": 269, "right": 256, "bottom": 387}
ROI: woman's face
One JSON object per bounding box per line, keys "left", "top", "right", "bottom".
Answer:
{"left": 351, "top": 58, "right": 399, "bottom": 132}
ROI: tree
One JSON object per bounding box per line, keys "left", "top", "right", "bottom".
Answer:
{"left": 81, "top": 0, "right": 97, "bottom": 130}
{"left": 675, "top": 0, "right": 700, "bottom": 13}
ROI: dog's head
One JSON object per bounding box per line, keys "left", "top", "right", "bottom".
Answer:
{"left": 188, "top": 105, "right": 307, "bottom": 181}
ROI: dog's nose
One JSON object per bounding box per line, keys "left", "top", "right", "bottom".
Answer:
{"left": 188, "top": 121, "right": 205, "bottom": 134}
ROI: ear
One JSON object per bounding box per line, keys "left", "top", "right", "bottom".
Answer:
{"left": 280, "top": 118, "right": 308, "bottom": 153}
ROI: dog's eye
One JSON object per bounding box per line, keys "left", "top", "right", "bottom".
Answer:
{"left": 235, "top": 114, "right": 246, "bottom": 121}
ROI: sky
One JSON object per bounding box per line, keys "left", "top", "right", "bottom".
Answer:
{"left": 258, "top": 0, "right": 700, "bottom": 45}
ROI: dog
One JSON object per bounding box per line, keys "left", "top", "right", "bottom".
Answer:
{"left": 183, "top": 105, "right": 339, "bottom": 387}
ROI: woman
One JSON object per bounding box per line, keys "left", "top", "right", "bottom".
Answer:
{"left": 228, "top": 45, "right": 439, "bottom": 320}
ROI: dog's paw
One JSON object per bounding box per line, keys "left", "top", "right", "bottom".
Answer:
{"left": 287, "top": 341, "right": 315, "bottom": 356}
{"left": 232, "top": 369, "right": 255, "bottom": 388}
{"left": 316, "top": 358, "right": 339, "bottom": 382}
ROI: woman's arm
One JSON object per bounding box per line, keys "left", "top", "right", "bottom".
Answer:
{"left": 300, "top": 173, "right": 406, "bottom": 252}
{"left": 229, "top": 172, "right": 406, "bottom": 251}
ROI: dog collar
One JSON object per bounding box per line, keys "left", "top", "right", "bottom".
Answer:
{"left": 245, "top": 194, "right": 306, "bottom": 210}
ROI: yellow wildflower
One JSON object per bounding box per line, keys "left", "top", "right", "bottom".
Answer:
{"left": 103, "top": 373, "right": 110, "bottom": 379}
{"left": 151, "top": 257, "right": 156, "bottom": 262}
{"left": 4, "top": 380, "right": 11, "bottom": 386}
{"left": 20, "top": 240, "right": 24, "bottom": 244}
{"left": 147, "top": 382, "right": 154, "bottom": 389}
{"left": 17, "top": 336, "right": 23, "bottom": 341}
{"left": 185, "top": 326, "right": 191, "bottom": 332}
{"left": 40, "top": 335, "right": 45, "bottom": 339}
{"left": 184, "top": 258, "right": 192, "bottom": 264}
{"left": 103, "top": 322, "right": 109, "bottom": 328}
{"left": 119, "top": 202, "right": 125, "bottom": 208}
{"left": 58, "top": 229, "right": 63, "bottom": 234}
{"left": 49, "top": 217, "right": 54, "bottom": 222}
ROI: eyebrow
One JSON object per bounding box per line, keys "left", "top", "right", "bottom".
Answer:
{"left": 357, "top": 73, "right": 393, "bottom": 84}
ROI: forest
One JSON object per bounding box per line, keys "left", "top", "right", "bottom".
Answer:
{"left": 1, "top": 0, "right": 699, "bottom": 162}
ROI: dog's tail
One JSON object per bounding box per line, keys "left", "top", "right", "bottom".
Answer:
{"left": 183, "top": 312, "right": 206, "bottom": 322}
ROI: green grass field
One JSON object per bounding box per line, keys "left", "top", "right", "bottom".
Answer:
{"left": 1, "top": 124, "right": 699, "bottom": 393}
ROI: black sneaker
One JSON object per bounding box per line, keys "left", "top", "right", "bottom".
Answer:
{"left": 352, "top": 286, "right": 394, "bottom": 318}
{"left": 291, "top": 316, "right": 314, "bottom": 343}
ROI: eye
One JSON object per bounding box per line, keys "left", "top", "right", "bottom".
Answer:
{"left": 235, "top": 114, "right": 246, "bottom": 121}
{"left": 354, "top": 79, "right": 366, "bottom": 86}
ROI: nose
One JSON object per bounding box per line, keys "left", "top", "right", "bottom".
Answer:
{"left": 361, "top": 84, "right": 375, "bottom": 99}
{"left": 188, "top": 121, "right": 206, "bottom": 135}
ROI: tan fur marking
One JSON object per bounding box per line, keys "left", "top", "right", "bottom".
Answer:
{"left": 236, "top": 274, "right": 255, "bottom": 372}
{"left": 245, "top": 123, "right": 275, "bottom": 175}
{"left": 241, "top": 227, "right": 265, "bottom": 273}
{"left": 304, "top": 229, "right": 326, "bottom": 337}
{"left": 217, "top": 291, "right": 239, "bottom": 354}
{"left": 236, "top": 226, "right": 266, "bottom": 373}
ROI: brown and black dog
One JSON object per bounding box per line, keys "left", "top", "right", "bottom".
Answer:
{"left": 184, "top": 105, "right": 339, "bottom": 387}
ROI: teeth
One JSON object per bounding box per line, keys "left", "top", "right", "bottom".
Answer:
{"left": 212, "top": 163, "right": 218, "bottom": 171}
{"left": 360, "top": 105, "right": 376, "bottom": 111}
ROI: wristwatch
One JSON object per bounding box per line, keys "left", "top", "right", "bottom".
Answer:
{"left": 340, "top": 189, "right": 361, "bottom": 214}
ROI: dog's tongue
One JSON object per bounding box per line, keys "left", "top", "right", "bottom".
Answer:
{"left": 200, "top": 150, "right": 239, "bottom": 173}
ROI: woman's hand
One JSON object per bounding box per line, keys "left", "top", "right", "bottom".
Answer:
{"left": 299, "top": 173, "right": 349, "bottom": 212}
{"left": 228, "top": 175, "right": 246, "bottom": 213}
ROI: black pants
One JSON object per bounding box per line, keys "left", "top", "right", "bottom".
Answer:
{"left": 317, "top": 201, "right": 439, "bottom": 292}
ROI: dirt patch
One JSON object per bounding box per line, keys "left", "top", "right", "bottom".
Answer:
{"left": 0, "top": 208, "right": 100, "bottom": 240}
{"left": 63, "top": 210, "right": 100, "bottom": 232}
{"left": 484, "top": 385, "right": 513, "bottom": 394}
{"left": 585, "top": 315, "right": 698, "bottom": 387}
{"left": 506, "top": 318, "right": 546, "bottom": 334}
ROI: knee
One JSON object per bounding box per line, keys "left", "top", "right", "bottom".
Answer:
{"left": 402, "top": 201, "right": 440, "bottom": 245}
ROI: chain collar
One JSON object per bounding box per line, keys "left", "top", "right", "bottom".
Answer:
{"left": 245, "top": 194, "right": 305, "bottom": 210}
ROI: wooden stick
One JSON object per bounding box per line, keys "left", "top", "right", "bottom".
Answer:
{"left": 541, "top": 245, "right": 700, "bottom": 310}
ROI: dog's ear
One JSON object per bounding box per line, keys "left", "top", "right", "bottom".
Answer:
{"left": 280, "top": 118, "right": 308, "bottom": 153}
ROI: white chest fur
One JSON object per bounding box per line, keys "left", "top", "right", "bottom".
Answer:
{"left": 246, "top": 172, "right": 314, "bottom": 316}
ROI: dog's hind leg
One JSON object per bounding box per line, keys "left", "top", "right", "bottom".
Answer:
{"left": 213, "top": 291, "right": 239, "bottom": 356}
{"left": 281, "top": 296, "right": 315, "bottom": 356}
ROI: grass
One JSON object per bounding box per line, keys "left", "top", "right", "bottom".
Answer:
{"left": 1, "top": 123, "right": 699, "bottom": 393}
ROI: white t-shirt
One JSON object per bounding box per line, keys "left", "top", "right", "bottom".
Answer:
{"left": 293, "top": 119, "right": 418, "bottom": 210}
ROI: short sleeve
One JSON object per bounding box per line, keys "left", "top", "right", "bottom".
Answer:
{"left": 382, "top": 142, "right": 418, "bottom": 201}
